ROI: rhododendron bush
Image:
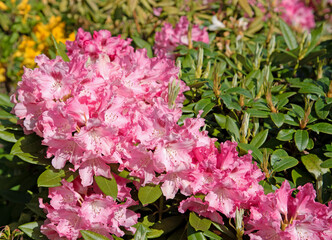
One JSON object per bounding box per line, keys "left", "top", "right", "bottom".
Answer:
{"left": 0, "top": 1, "right": 332, "bottom": 240}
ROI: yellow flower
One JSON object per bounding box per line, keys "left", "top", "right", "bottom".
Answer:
{"left": 33, "top": 23, "right": 50, "bottom": 42}
{"left": 68, "top": 32, "right": 76, "bottom": 41}
{"left": 0, "top": 64, "right": 6, "bottom": 82}
{"left": 17, "top": 0, "right": 31, "bottom": 23}
{"left": 0, "top": 1, "right": 8, "bottom": 11}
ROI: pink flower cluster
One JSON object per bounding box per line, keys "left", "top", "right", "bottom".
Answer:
{"left": 12, "top": 26, "right": 331, "bottom": 239}
{"left": 154, "top": 16, "right": 209, "bottom": 58}
{"left": 246, "top": 181, "right": 332, "bottom": 239}
{"left": 39, "top": 177, "right": 138, "bottom": 239}
{"left": 248, "top": 0, "right": 315, "bottom": 30}
{"left": 11, "top": 28, "right": 188, "bottom": 187}
{"left": 178, "top": 141, "right": 265, "bottom": 220}
{"left": 11, "top": 27, "right": 267, "bottom": 238}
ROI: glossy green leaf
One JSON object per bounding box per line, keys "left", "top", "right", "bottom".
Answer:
{"left": 270, "top": 113, "right": 284, "bottom": 128}
{"left": 189, "top": 212, "right": 211, "bottom": 232}
{"left": 307, "top": 138, "right": 314, "bottom": 150}
{"left": 307, "top": 123, "right": 332, "bottom": 135}
{"left": 294, "top": 130, "right": 309, "bottom": 152}
{"left": 272, "top": 156, "right": 299, "bottom": 172}
{"left": 226, "top": 116, "right": 240, "bottom": 141}
{"left": 214, "top": 113, "right": 226, "bottom": 128}
{"left": 246, "top": 109, "right": 270, "bottom": 118}
{"left": 10, "top": 135, "right": 49, "bottom": 165}
{"left": 202, "top": 230, "right": 222, "bottom": 240}
{"left": 138, "top": 184, "right": 162, "bottom": 205}
{"left": 321, "top": 159, "right": 332, "bottom": 168}
{"left": 238, "top": 143, "right": 263, "bottom": 163}
{"left": 211, "top": 222, "right": 236, "bottom": 239}
{"left": 81, "top": 230, "right": 109, "bottom": 240}
{"left": 19, "top": 221, "right": 47, "bottom": 240}
{"left": 0, "top": 130, "right": 22, "bottom": 143}
{"left": 187, "top": 225, "right": 207, "bottom": 240}
{"left": 37, "top": 168, "right": 65, "bottom": 187}
{"left": 276, "top": 129, "right": 296, "bottom": 141}
{"left": 134, "top": 223, "right": 149, "bottom": 240}
{"left": 315, "top": 98, "right": 330, "bottom": 119}
{"left": 291, "top": 104, "right": 304, "bottom": 119}
{"left": 298, "top": 84, "right": 325, "bottom": 96}
{"left": 51, "top": 35, "right": 70, "bottom": 62}
{"left": 132, "top": 36, "right": 153, "bottom": 58}
{"left": 284, "top": 114, "right": 299, "bottom": 126}
{"left": 95, "top": 175, "right": 118, "bottom": 200}
{"left": 301, "top": 154, "right": 329, "bottom": 179}
{"left": 250, "top": 129, "right": 269, "bottom": 148}
{"left": 279, "top": 19, "right": 298, "bottom": 50}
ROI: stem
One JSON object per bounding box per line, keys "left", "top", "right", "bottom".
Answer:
{"left": 158, "top": 196, "right": 164, "bottom": 221}
{"left": 133, "top": 10, "right": 141, "bottom": 34}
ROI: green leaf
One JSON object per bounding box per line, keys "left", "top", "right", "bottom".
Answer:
{"left": 51, "top": 35, "right": 70, "bottom": 62}
{"left": 250, "top": 129, "right": 269, "bottom": 148}
{"left": 19, "top": 221, "right": 47, "bottom": 240}
{"left": 0, "top": 93, "right": 14, "bottom": 108}
{"left": 315, "top": 98, "right": 330, "bottom": 119}
{"left": 226, "top": 116, "right": 240, "bottom": 141}
{"left": 189, "top": 212, "right": 211, "bottom": 232}
{"left": 307, "top": 123, "right": 332, "bottom": 135}
{"left": 187, "top": 225, "right": 207, "bottom": 240}
{"left": 10, "top": 135, "right": 49, "bottom": 165}
{"left": 279, "top": 19, "right": 298, "bottom": 50}
{"left": 238, "top": 0, "right": 253, "bottom": 17}
{"left": 0, "top": 109, "right": 15, "bottom": 119}
{"left": 214, "top": 113, "right": 226, "bottom": 128}
{"left": 80, "top": 230, "right": 109, "bottom": 240}
{"left": 0, "top": 130, "right": 23, "bottom": 143}
{"left": 306, "top": 23, "right": 324, "bottom": 55}
{"left": 37, "top": 168, "right": 65, "bottom": 187}
{"left": 321, "top": 159, "right": 332, "bottom": 168}
{"left": 246, "top": 109, "right": 270, "bottom": 118}
{"left": 132, "top": 36, "right": 153, "bottom": 58}
{"left": 298, "top": 84, "right": 325, "bottom": 96}
{"left": 259, "top": 180, "right": 274, "bottom": 194}
{"left": 291, "top": 104, "right": 305, "bottom": 119}
{"left": 211, "top": 222, "right": 235, "bottom": 239}
{"left": 95, "top": 175, "right": 118, "bottom": 200}
{"left": 225, "top": 87, "right": 253, "bottom": 98}
{"left": 147, "top": 229, "right": 164, "bottom": 239}
{"left": 134, "top": 223, "right": 149, "bottom": 240}
{"left": 238, "top": 143, "right": 263, "bottom": 163}
{"left": 294, "top": 130, "right": 309, "bottom": 152}
{"left": 277, "top": 129, "right": 296, "bottom": 141}
{"left": 270, "top": 113, "right": 284, "bottom": 128}
{"left": 301, "top": 154, "right": 329, "bottom": 179}
{"left": 271, "top": 149, "right": 299, "bottom": 172}
{"left": 273, "top": 156, "right": 299, "bottom": 172}
{"left": 194, "top": 98, "right": 215, "bottom": 118}
{"left": 138, "top": 185, "right": 162, "bottom": 205}
{"left": 202, "top": 230, "right": 222, "bottom": 240}
{"left": 307, "top": 138, "right": 314, "bottom": 150}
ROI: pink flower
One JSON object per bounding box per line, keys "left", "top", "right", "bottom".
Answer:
{"left": 246, "top": 181, "right": 332, "bottom": 239}
{"left": 154, "top": 16, "right": 209, "bottom": 58}
{"left": 40, "top": 178, "right": 139, "bottom": 239}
